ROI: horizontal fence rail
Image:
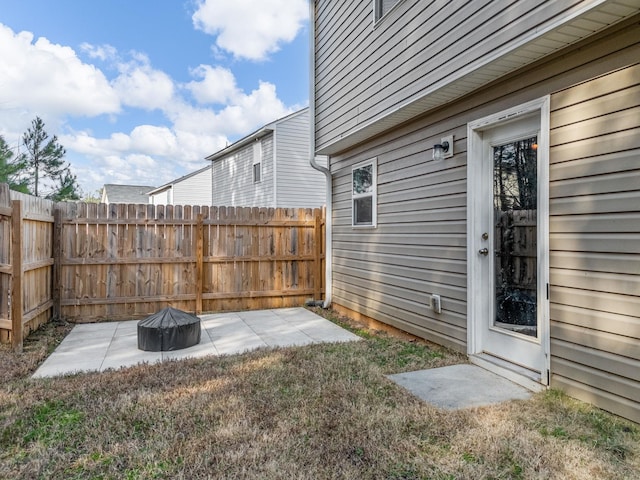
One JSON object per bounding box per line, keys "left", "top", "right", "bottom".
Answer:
{"left": 0, "top": 185, "right": 56, "bottom": 350}
{"left": 0, "top": 184, "right": 325, "bottom": 349}
{"left": 57, "top": 203, "right": 325, "bottom": 322}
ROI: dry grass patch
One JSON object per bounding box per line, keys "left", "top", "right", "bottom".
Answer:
{"left": 1, "top": 309, "right": 638, "bottom": 479}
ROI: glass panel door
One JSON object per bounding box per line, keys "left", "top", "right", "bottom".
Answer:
{"left": 493, "top": 136, "right": 538, "bottom": 337}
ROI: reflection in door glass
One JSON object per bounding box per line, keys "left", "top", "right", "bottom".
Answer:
{"left": 493, "top": 136, "right": 538, "bottom": 337}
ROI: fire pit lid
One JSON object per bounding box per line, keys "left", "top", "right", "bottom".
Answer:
{"left": 137, "top": 307, "right": 201, "bottom": 352}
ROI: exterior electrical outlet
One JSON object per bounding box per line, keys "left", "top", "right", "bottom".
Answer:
{"left": 431, "top": 295, "right": 441, "bottom": 314}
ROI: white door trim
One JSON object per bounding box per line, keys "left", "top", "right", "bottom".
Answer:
{"left": 467, "top": 96, "right": 551, "bottom": 386}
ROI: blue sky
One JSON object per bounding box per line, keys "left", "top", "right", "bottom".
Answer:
{"left": 0, "top": 0, "right": 309, "bottom": 196}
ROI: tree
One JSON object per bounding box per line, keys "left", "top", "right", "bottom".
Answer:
{"left": 49, "top": 170, "right": 81, "bottom": 202}
{"left": 81, "top": 189, "right": 103, "bottom": 203}
{"left": 17, "top": 116, "right": 80, "bottom": 200}
{"left": 0, "top": 135, "right": 30, "bottom": 193}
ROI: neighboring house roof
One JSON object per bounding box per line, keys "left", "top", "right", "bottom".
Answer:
{"left": 102, "top": 184, "right": 156, "bottom": 204}
{"left": 206, "top": 108, "right": 308, "bottom": 162}
{"left": 147, "top": 165, "right": 212, "bottom": 196}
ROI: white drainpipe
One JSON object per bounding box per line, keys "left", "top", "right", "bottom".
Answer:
{"left": 308, "top": 0, "right": 332, "bottom": 308}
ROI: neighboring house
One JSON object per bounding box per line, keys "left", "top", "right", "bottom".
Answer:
{"left": 148, "top": 165, "right": 212, "bottom": 206}
{"left": 206, "top": 108, "right": 326, "bottom": 208}
{"left": 311, "top": 1, "right": 640, "bottom": 423}
{"left": 101, "top": 184, "right": 155, "bottom": 204}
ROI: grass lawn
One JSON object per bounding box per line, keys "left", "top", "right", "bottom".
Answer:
{"left": 1, "top": 308, "right": 638, "bottom": 479}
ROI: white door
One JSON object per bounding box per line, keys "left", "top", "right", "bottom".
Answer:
{"left": 468, "top": 99, "right": 550, "bottom": 386}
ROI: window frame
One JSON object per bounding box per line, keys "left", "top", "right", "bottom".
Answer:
{"left": 373, "top": 0, "right": 404, "bottom": 23}
{"left": 351, "top": 158, "right": 377, "bottom": 228}
{"left": 252, "top": 141, "right": 262, "bottom": 184}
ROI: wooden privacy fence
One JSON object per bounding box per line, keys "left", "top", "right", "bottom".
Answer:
{"left": 57, "top": 203, "right": 325, "bottom": 322}
{"left": 1, "top": 183, "right": 325, "bottom": 349}
{"left": 0, "top": 185, "right": 56, "bottom": 350}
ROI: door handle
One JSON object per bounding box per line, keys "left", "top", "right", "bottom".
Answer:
{"left": 478, "top": 248, "right": 489, "bottom": 256}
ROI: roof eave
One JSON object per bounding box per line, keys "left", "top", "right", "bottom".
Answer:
{"left": 316, "top": 1, "right": 640, "bottom": 155}
{"left": 205, "top": 127, "right": 273, "bottom": 162}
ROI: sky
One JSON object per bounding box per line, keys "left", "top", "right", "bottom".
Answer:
{"left": 0, "top": 0, "right": 310, "bottom": 197}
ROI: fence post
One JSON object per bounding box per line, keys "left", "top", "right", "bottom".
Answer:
{"left": 52, "top": 207, "right": 62, "bottom": 320}
{"left": 195, "top": 213, "right": 204, "bottom": 314}
{"left": 11, "top": 200, "right": 23, "bottom": 353}
{"left": 314, "top": 209, "right": 323, "bottom": 301}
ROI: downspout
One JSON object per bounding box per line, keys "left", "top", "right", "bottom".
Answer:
{"left": 308, "top": 0, "right": 332, "bottom": 308}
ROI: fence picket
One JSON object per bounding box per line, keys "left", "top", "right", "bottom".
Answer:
{"left": 1, "top": 187, "right": 325, "bottom": 337}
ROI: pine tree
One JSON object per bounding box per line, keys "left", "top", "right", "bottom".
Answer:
{"left": 17, "top": 116, "right": 80, "bottom": 199}
{"left": 0, "top": 135, "right": 29, "bottom": 193}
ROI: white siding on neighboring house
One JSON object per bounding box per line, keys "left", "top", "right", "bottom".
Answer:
{"left": 172, "top": 167, "right": 212, "bottom": 206}
{"left": 274, "top": 109, "right": 327, "bottom": 208}
{"left": 148, "top": 166, "right": 212, "bottom": 206}
{"left": 212, "top": 135, "right": 275, "bottom": 207}
{"left": 149, "top": 189, "right": 171, "bottom": 206}
{"left": 208, "top": 108, "right": 325, "bottom": 209}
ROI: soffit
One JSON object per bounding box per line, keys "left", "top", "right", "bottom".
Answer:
{"left": 316, "top": 0, "right": 640, "bottom": 155}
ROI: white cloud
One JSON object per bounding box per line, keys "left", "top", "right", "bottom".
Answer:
{"left": 0, "top": 21, "right": 299, "bottom": 196}
{"left": 129, "top": 125, "right": 178, "bottom": 156}
{"left": 80, "top": 42, "right": 118, "bottom": 62}
{"left": 192, "top": 0, "right": 308, "bottom": 60}
{"left": 112, "top": 56, "right": 175, "bottom": 110}
{"left": 214, "top": 81, "right": 291, "bottom": 134}
{"left": 74, "top": 153, "right": 164, "bottom": 188}
{"left": 172, "top": 79, "right": 291, "bottom": 138}
{"left": 185, "top": 65, "right": 238, "bottom": 105}
{"left": 0, "top": 24, "right": 120, "bottom": 118}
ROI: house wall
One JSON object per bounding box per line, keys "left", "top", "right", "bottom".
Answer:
{"left": 548, "top": 63, "right": 640, "bottom": 423}
{"left": 149, "top": 189, "right": 171, "bottom": 206}
{"left": 172, "top": 167, "right": 212, "bottom": 206}
{"left": 212, "top": 135, "right": 274, "bottom": 207}
{"left": 326, "top": 18, "right": 640, "bottom": 422}
{"left": 314, "top": 0, "right": 636, "bottom": 152}
{"left": 275, "top": 111, "right": 327, "bottom": 208}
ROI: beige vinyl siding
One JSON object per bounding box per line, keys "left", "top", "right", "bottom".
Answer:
{"left": 274, "top": 111, "right": 326, "bottom": 208}
{"left": 330, "top": 123, "right": 470, "bottom": 351}
{"left": 314, "top": 0, "right": 638, "bottom": 152}
{"left": 326, "top": 16, "right": 639, "bottom": 421}
{"left": 548, "top": 63, "right": 640, "bottom": 423}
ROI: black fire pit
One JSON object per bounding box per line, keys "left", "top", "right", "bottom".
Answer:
{"left": 137, "top": 307, "right": 201, "bottom": 352}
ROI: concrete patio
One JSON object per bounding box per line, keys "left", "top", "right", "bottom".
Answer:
{"left": 32, "top": 306, "right": 533, "bottom": 411}
{"left": 33, "top": 307, "right": 361, "bottom": 378}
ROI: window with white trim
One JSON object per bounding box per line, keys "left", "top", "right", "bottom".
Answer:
{"left": 252, "top": 142, "right": 262, "bottom": 183}
{"left": 352, "top": 159, "right": 377, "bottom": 227}
{"left": 375, "top": 0, "right": 402, "bottom": 21}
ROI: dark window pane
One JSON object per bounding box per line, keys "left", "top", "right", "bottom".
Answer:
{"left": 377, "top": 0, "right": 401, "bottom": 19}
{"left": 493, "top": 136, "right": 538, "bottom": 337}
{"left": 354, "top": 196, "right": 373, "bottom": 225}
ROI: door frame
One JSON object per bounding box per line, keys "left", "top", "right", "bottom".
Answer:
{"left": 466, "top": 96, "right": 551, "bottom": 389}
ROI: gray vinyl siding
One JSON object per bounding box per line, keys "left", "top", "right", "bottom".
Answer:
{"left": 314, "top": 0, "right": 637, "bottom": 152}
{"left": 326, "top": 17, "right": 640, "bottom": 422}
{"left": 331, "top": 128, "right": 469, "bottom": 352}
{"left": 548, "top": 63, "right": 640, "bottom": 423}
{"left": 172, "top": 167, "right": 212, "bottom": 206}
{"left": 274, "top": 110, "right": 326, "bottom": 208}
{"left": 212, "top": 135, "right": 274, "bottom": 207}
